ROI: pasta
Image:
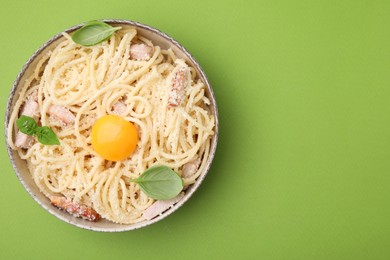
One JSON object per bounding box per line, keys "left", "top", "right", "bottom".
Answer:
{"left": 7, "top": 26, "right": 215, "bottom": 224}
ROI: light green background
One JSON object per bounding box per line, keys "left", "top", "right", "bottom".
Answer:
{"left": 1, "top": 0, "right": 390, "bottom": 259}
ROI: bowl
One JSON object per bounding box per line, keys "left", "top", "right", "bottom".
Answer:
{"left": 4, "top": 19, "right": 218, "bottom": 232}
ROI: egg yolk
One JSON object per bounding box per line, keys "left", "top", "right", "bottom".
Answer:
{"left": 91, "top": 115, "right": 138, "bottom": 161}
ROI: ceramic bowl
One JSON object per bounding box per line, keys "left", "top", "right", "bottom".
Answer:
{"left": 5, "top": 19, "right": 218, "bottom": 232}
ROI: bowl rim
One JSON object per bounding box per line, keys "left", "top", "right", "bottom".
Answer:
{"left": 4, "top": 19, "right": 219, "bottom": 232}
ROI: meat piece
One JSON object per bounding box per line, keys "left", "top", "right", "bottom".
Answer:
{"left": 47, "top": 105, "right": 75, "bottom": 125}
{"left": 182, "top": 158, "right": 201, "bottom": 178}
{"left": 130, "top": 43, "right": 153, "bottom": 61}
{"left": 15, "top": 132, "right": 34, "bottom": 149}
{"left": 50, "top": 196, "right": 100, "bottom": 222}
{"left": 143, "top": 192, "right": 185, "bottom": 220}
{"left": 111, "top": 100, "right": 127, "bottom": 115}
{"left": 15, "top": 95, "right": 40, "bottom": 148}
{"left": 21, "top": 95, "right": 39, "bottom": 118}
{"left": 168, "top": 68, "right": 187, "bottom": 107}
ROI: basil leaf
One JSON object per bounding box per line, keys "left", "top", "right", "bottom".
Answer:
{"left": 16, "top": 115, "right": 38, "bottom": 135}
{"left": 15, "top": 115, "right": 60, "bottom": 146}
{"left": 135, "top": 166, "right": 184, "bottom": 200}
{"left": 72, "top": 21, "right": 121, "bottom": 46}
{"left": 35, "top": 126, "right": 60, "bottom": 145}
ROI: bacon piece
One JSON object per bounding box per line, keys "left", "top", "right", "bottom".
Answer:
{"left": 111, "top": 100, "right": 127, "bottom": 115}
{"left": 50, "top": 196, "right": 100, "bottom": 222}
{"left": 168, "top": 68, "right": 187, "bottom": 107}
{"left": 182, "top": 158, "right": 201, "bottom": 178}
{"left": 15, "top": 132, "right": 34, "bottom": 149}
{"left": 21, "top": 95, "right": 39, "bottom": 118}
{"left": 130, "top": 43, "right": 153, "bottom": 61}
{"left": 47, "top": 105, "right": 75, "bottom": 125}
{"left": 15, "top": 94, "right": 40, "bottom": 148}
{"left": 143, "top": 192, "right": 185, "bottom": 220}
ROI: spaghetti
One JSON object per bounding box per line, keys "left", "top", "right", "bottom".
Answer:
{"left": 7, "top": 26, "right": 215, "bottom": 224}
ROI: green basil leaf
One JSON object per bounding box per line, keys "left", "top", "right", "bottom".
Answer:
{"left": 71, "top": 21, "right": 121, "bottom": 46}
{"left": 135, "top": 166, "right": 184, "bottom": 200}
{"left": 35, "top": 126, "right": 60, "bottom": 145}
{"left": 16, "top": 115, "right": 38, "bottom": 135}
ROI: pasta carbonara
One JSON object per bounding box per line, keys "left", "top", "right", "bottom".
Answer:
{"left": 7, "top": 26, "right": 215, "bottom": 224}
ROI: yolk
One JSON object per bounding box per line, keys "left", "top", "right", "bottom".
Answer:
{"left": 91, "top": 115, "right": 138, "bottom": 161}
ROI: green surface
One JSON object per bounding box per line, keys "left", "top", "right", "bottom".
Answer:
{"left": 1, "top": 0, "right": 390, "bottom": 259}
